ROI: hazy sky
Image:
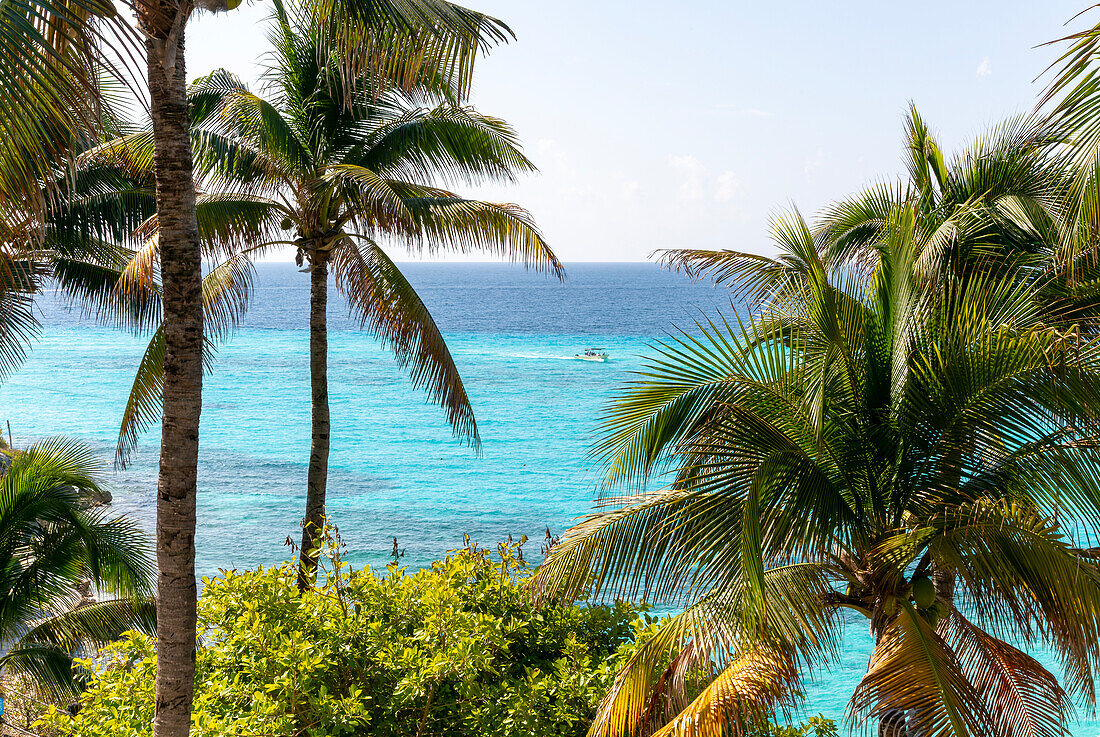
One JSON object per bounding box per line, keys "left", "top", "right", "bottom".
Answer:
{"left": 187, "top": 0, "right": 1087, "bottom": 262}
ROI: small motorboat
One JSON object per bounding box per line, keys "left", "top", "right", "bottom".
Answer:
{"left": 574, "top": 348, "right": 609, "bottom": 362}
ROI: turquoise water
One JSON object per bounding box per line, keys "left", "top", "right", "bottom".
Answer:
{"left": 2, "top": 262, "right": 1097, "bottom": 733}
{"left": 7, "top": 263, "right": 731, "bottom": 573}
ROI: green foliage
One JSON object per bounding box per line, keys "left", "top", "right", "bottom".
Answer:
{"left": 539, "top": 193, "right": 1100, "bottom": 735}
{"left": 38, "top": 536, "right": 645, "bottom": 737}
{"left": 0, "top": 438, "right": 153, "bottom": 697}
{"left": 749, "top": 715, "right": 837, "bottom": 737}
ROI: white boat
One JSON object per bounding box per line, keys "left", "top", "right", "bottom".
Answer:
{"left": 574, "top": 348, "right": 609, "bottom": 362}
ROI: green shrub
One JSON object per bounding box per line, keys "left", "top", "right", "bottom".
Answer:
{"left": 37, "top": 534, "right": 647, "bottom": 737}
{"left": 750, "top": 714, "right": 838, "bottom": 737}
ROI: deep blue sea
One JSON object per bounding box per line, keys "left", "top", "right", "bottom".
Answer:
{"left": 3, "top": 262, "right": 1097, "bottom": 733}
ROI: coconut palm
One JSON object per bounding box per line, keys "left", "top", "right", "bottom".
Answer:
{"left": 187, "top": 19, "right": 560, "bottom": 583}
{"left": 537, "top": 204, "right": 1100, "bottom": 737}
{"left": 0, "top": 0, "right": 524, "bottom": 729}
{"left": 134, "top": 2, "right": 516, "bottom": 730}
{"left": 59, "top": 0, "right": 559, "bottom": 587}
{"left": 0, "top": 437, "right": 154, "bottom": 697}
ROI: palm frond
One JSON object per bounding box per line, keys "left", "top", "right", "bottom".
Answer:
{"left": 299, "top": 0, "right": 513, "bottom": 104}
{"left": 0, "top": 0, "right": 135, "bottom": 206}
{"left": 114, "top": 325, "right": 164, "bottom": 468}
{"left": 1038, "top": 6, "right": 1100, "bottom": 151}
{"left": 393, "top": 193, "right": 562, "bottom": 277}
{"left": 359, "top": 103, "right": 536, "bottom": 186}
{"left": 0, "top": 255, "right": 43, "bottom": 379}
{"left": 946, "top": 610, "right": 1072, "bottom": 737}
{"left": 326, "top": 163, "right": 412, "bottom": 224}
{"left": 585, "top": 590, "right": 816, "bottom": 737}
{"left": 849, "top": 603, "right": 994, "bottom": 737}
{"left": 924, "top": 500, "right": 1100, "bottom": 705}
{"left": 655, "top": 249, "right": 803, "bottom": 307}
{"left": 115, "top": 255, "right": 254, "bottom": 466}
{"left": 649, "top": 647, "right": 801, "bottom": 737}
{"left": 209, "top": 87, "right": 313, "bottom": 173}
{"left": 50, "top": 247, "right": 162, "bottom": 333}
{"left": 16, "top": 596, "right": 156, "bottom": 652}
{"left": 133, "top": 193, "right": 282, "bottom": 261}
{"left": 0, "top": 437, "right": 152, "bottom": 698}
{"left": 330, "top": 237, "right": 477, "bottom": 443}
{"left": 0, "top": 645, "right": 81, "bottom": 698}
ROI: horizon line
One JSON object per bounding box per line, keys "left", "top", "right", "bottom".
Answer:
{"left": 254, "top": 259, "right": 663, "bottom": 265}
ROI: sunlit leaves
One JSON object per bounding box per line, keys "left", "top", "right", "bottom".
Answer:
{"left": 40, "top": 542, "right": 645, "bottom": 736}
{"left": 539, "top": 191, "right": 1100, "bottom": 736}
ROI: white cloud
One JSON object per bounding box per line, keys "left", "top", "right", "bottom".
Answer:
{"left": 976, "top": 56, "right": 992, "bottom": 78}
{"left": 669, "top": 154, "right": 706, "bottom": 202}
{"left": 714, "top": 171, "right": 742, "bottom": 202}
{"left": 620, "top": 180, "right": 640, "bottom": 201}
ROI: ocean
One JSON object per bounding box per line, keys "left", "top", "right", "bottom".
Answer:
{"left": 10, "top": 262, "right": 732, "bottom": 572}
{"left": 3, "top": 262, "right": 1096, "bottom": 733}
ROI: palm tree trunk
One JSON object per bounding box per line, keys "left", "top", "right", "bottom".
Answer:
{"left": 298, "top": 257, "right": 330, "bottom": 588}
{"left": 141, "top": 12, "right": 203, "bottom": 737}
{"left": 931, "top": 567, "right": 954, "bottom": 615}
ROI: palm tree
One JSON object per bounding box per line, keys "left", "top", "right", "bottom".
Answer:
{"left": 0, "top": 438, "right": 155, "bottom": 697}
{"left": 537, "top": 205, "right": 1100, "bottom": 737}
{"left": 132, "top": 2, "right": 520, "bottom": 732}
{"left": 0, "top": 1, "right": 522, "bottom": 731}
{"left": 188, "top": 7, "right": 560, "bottom": 582}
{"left": 61, "top": 0, "right": 560, "bottom": 588}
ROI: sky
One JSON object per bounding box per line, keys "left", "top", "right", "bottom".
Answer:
{"left": 187, "top": 0, "right": 1088, "bottom": 262}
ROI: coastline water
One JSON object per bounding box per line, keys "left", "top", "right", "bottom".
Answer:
{"left": 3, "top": 262, "right": 1096, "bottom": 733}
{"left": 7, "top": 263, "right": 731, "bottom": 573}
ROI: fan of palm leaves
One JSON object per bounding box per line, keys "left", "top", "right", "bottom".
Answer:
{"left": 539, "top": 202, "right": 1100, "bottom": 737}
{"left": 45, "top": 0, "right": 560, "bottom": 473}
{"left": 0, "top": 438, "right": 154, "bottom": 697}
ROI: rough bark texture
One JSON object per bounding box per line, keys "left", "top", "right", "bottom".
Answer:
{"left": 141, "top": 8, "right": 203, "bottom": 736}
{"left": 298, "top": 258, "right": 330, "bottom": 588}
{"left": 931, "top": 566, "right": 955, "bottom": 612}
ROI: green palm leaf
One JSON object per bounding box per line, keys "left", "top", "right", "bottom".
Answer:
{"left": 330, "top": 238, "right": 477, "bottom": 443}
{"left": 0, "top": 438, "right": 152, "bottom": 695}
{"left": 114, "top": 254, "right": 254, "bottom": 466}
{"left": 394, "top": 193, "right": 562, "bottom": 276}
